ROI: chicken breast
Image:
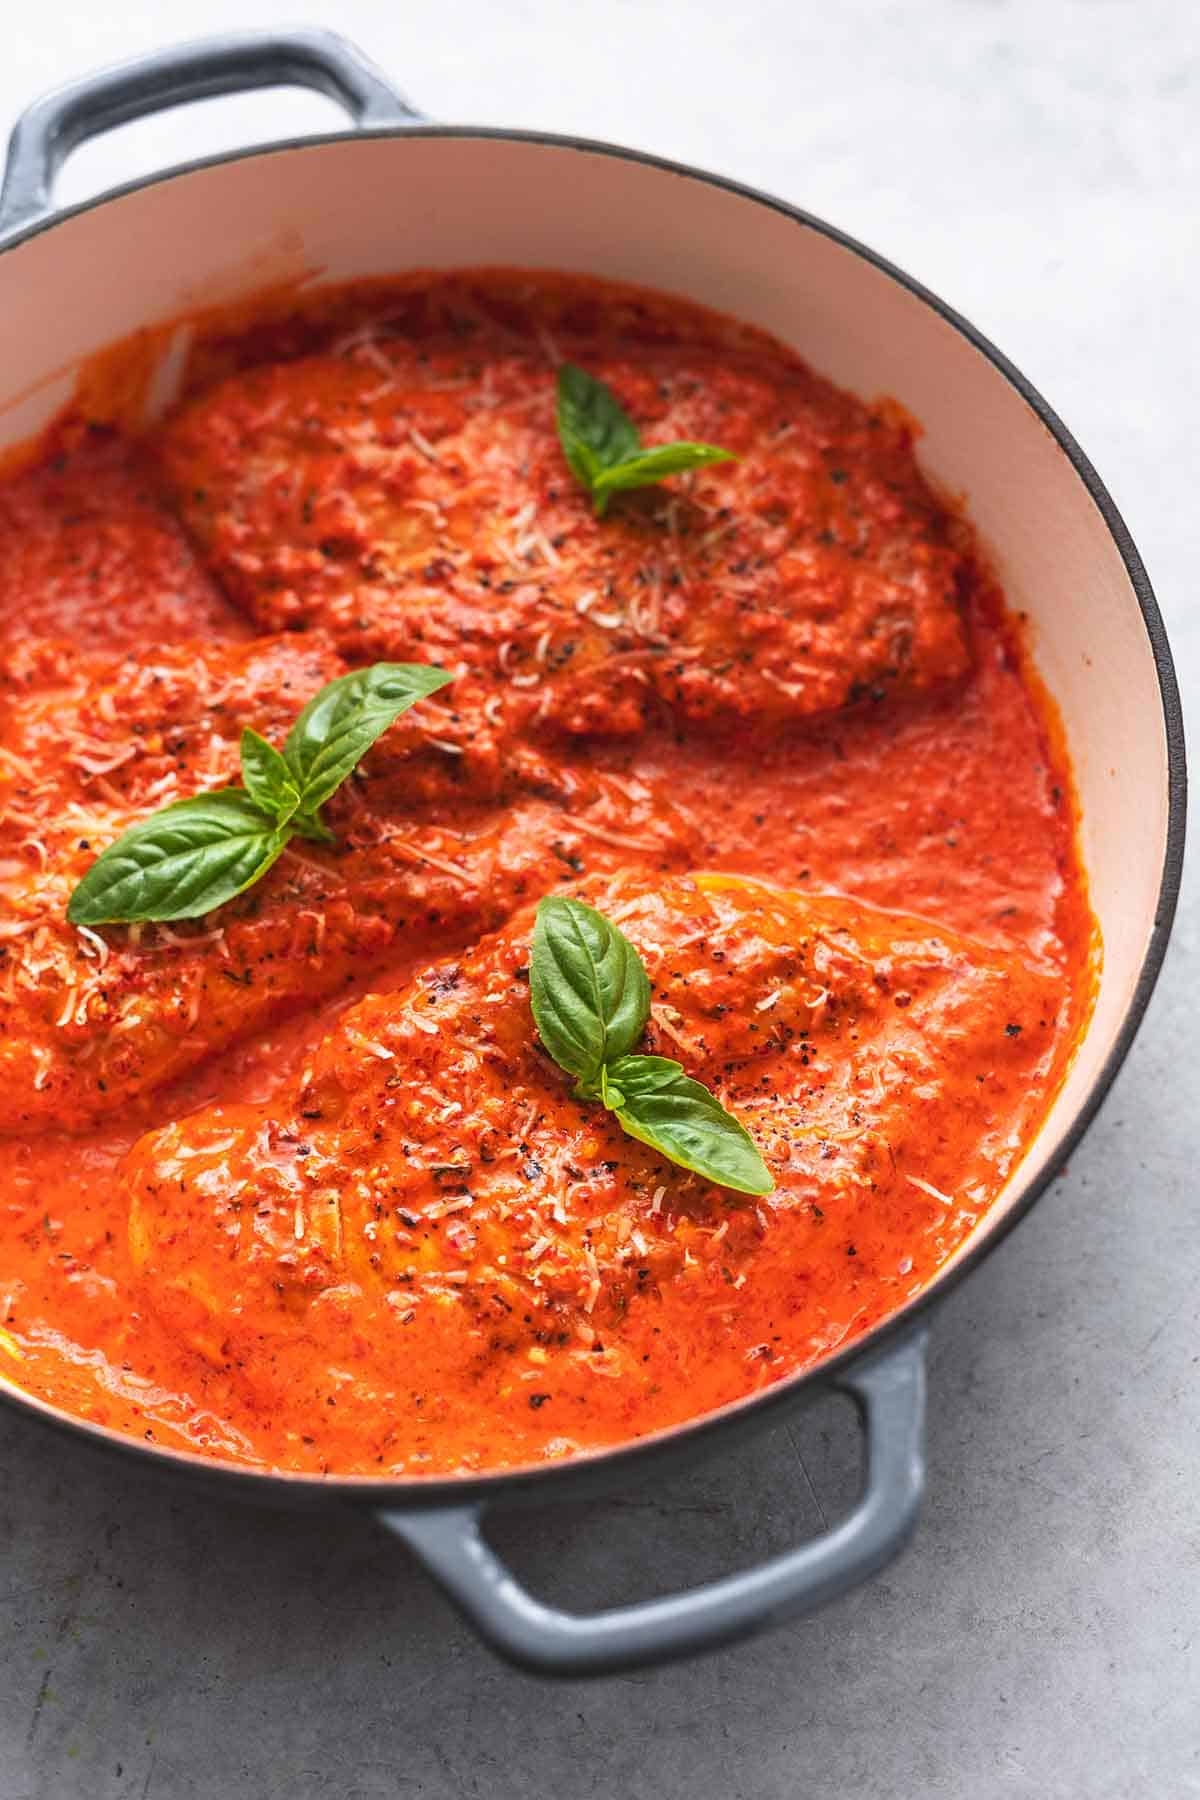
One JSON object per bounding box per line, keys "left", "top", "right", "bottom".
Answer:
{"left": 155, "top": 334, "right": 970, "bottom": 738}
{"left": 122, "top": 872, "right": 1059, "bottom": 1426}
{"left": 0, "top": 637, "right": 693, "bottom": 1132}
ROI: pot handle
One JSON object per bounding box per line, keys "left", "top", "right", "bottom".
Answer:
{"left": 379, "top": 1328, "right": 927, "bottom": 1676}
{"left": 0, "top": 28, "right": 422, "bottom": 237}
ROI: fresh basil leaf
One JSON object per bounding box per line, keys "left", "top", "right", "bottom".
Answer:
{"left": 287, "top": 808, "right": 337, "bottom": 846}
{"left": 556, "top": 363, "right": 640, "bottom": 491}
{"left": 590, "top": 442, "right": 736, "bottom": 512}
{"left": 240, "top": 727, "right": 301, "bottom": 825}
{"left": 530, "top": 896, "right": 651, "bottom": 1087}
{"left": 66, "top": 791, "right": 287, "bottom": 926}
{"left": 604, "top": 1053, "right": 774, "bottom": 1196}
{"left": 65, "top": 664, "right": 452, "bottom": 927}
{"left": 283, "top": 662, "right": 453, "bottom": 818}
{"left": 598, "top": 1062, "right": 625, "bottom": 1109}
{"left": 556, "top": 364, "right": 736, "bottom": 513}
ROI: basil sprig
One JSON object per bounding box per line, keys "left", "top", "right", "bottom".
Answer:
{"left": 66, "top": 663, "right": 452, "bottom": 926}
{"left": 530, "top": 896, "right": 773, "bottom": 1196}
{"left": 556, "top": 364, "right": 735, "bottom": 515}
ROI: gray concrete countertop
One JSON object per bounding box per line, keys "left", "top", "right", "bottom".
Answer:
{"left": 0, "top": 3, "right": 1195, "bottom": 1794}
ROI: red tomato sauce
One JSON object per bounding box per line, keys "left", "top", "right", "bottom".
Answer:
{"left": 0, "top": 273, "right": 1095, "bottom": 1476}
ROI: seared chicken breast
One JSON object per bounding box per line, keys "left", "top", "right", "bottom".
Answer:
{"left": 156, "top": 337, "right": 969, "bottom": 738}
{"left": 122, "top": 872, "right": 1058, "bottom": 1429}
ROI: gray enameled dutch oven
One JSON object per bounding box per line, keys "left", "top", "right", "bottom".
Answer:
{"left": 0, "top": 28, "right": 1185, "bottom": 1676}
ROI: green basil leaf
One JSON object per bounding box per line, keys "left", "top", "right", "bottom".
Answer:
{"left": 555, "top": 364, "right": 736, "bottom": 514}
{"left": 287, "top": 808, "right": 337, "bottom": 846}
{"left": 556, "top": 363, "right": 640, "bottom": 492}
{"left": 604, "top": 1053, "right": 774, "bottom": 1196}
{"left": 240, "top": 727, "right": 301, "bottom": 825}
{"left": 66, "top": 791, "right": 288, "bottom": 925}
{"left": 64, "top": 664, "right": 451, "bottom": 928}
{"left": 530, "top": 895, "right": 651, "bottom": 1087}
{"left": 590, "top": 442, "right": 736, "bottom": 512}
{"left": 283, "top": 662, "right": 453, "bottom": 817}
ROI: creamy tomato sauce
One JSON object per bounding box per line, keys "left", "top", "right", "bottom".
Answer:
{"left": 0, "top": 273, "right": 1095, "bottom": 1476}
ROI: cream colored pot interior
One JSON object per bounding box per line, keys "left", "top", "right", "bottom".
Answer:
{"left": 0, "top": 134, "right": 1168, "bottom": 1260}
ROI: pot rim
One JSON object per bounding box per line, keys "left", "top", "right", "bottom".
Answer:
{"left": 0, "top": 122, "right": 1186, "bottom": 1508}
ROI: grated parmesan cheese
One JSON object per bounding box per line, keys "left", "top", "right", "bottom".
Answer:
{"left": 906, "top": 1174, "right": 954, "bottom": 1207}
{"left": 408, "top": 427, "right": 441, "bottom": 463}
